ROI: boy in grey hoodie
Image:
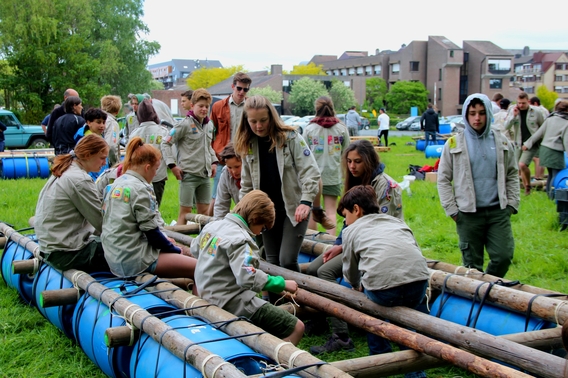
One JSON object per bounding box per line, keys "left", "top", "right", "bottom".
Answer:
{"left": 437, "top": 93, "right": 519, "bottom": 278}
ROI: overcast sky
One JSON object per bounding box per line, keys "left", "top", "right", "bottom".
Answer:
{"left": 143, "top": 0, "right": 567, "bottom": 72}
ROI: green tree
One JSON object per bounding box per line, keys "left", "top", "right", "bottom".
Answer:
{"left": 288, "top": 78, "right": 329, "bottom": 116}
{"left": 186, "top": 65, "right": 245, "bottom": 89}
{"left": 0, "top": 0, "right": 159, "bottom": 123}
{"left": 536, "top": 85, "right": 558, "bottom": 112}
{"left": 366, "top": 77, "right": 388, "bottom": 112}
{"left": 248, "top": 85, "right": 283, "bottom": 103}
{"left": 385, "top": 81, "right": 429, "bottom": 115}
{"left": 329, "top": 79, "right": 357, "bottom": 113}
{"left": 287, "top": 62, "right": 326, "bottom": 76}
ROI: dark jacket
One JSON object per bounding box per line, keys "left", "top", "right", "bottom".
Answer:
{"left": 0, "top": 121, "right": 6, "bottom": 142}
{"left": 46, "top": 103, "right": 66, "bottom": 136}
{"left": 420, "top": 108, "right": 439, "bottom": 132}
{"left": 50, "top": 113, "right": 85, "bottom": 155}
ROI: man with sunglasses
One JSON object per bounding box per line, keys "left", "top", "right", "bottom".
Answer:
{"left": 209, "top": 72, "right": 252, "bottom": 215}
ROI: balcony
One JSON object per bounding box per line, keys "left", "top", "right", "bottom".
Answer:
{"left": 515, "top": 67, "right": 542, "bottom": 75}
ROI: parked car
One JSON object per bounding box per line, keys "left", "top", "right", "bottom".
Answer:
{"left": 291, "top": 115, "right": 315, "bottom": 134}
{"left": 445, "top": 115, "right": 464, "bottom": 132}
{"left": 284, "top": 116, "right": 300, "bottom": 126}
{"left": 395, "top": 116, "right": 421, "bottom": 130}
{"left": 280, "top": 115, "right": 297, "bottom": 122}
{"left": 409, "top": 120, "right": 422, "bottom": 131}
{"left": 1, "top": 110, "right": 48, "bottom": 149}
{"left": 337, "top": 114, "right": 370, "bottom": 130}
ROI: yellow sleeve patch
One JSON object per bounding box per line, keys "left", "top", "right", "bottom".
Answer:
{"left": 448, "top": 136, "right": 457, "bottom": 149}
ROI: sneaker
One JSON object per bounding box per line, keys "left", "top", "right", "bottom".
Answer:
{"left": 309, "top": 333, "right": 355, "bottom": 355}
{"left": 311, "top": 207, "right": 335, "bottom": 230}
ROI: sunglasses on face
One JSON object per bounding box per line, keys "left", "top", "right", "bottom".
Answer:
{"left": 236, "top": 86, "right": 250, "bottom": 93}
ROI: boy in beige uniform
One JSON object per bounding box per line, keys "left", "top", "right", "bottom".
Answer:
{"left": 161, "top": 89, "right": 218, "bottom": 225}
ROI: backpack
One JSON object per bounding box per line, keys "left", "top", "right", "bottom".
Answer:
{"left": 408, "top": 164, "right": 425, "bottom": 180}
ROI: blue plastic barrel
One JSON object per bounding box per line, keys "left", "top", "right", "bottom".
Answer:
{"left": 0, "top": 234, "right": 37, "bottom": 304}
{"left": 0, "top": 156, "right": 50, "bottom": 179}
{"left": 130, "top": 315, "right": 272, "bottom": 378}
{"left": 416, "top": 139, "right": 426, "bottom": 151}
{"left": 439, "top": 124, "right": 452, "bottom": 134}
{"left": 425, "top": 145, "right": 444, "bottom": 159}
{"left": 553, "top": 168, "right": 568, "bottom": 190}
{"left": 32, "top": 264, "right": 76, "bottom": 339}
{"left": 564, "top": 152, "right": 568, "bottom": 168}
{"left": 72, "top": 278, "right": 177, "bottom": 378}
{"left": 430, "top": 293, "right": 556, "bottom": 335}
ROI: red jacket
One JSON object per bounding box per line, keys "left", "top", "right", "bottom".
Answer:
{"left": 211, "top": 96, "right": 232, "bottom": 161}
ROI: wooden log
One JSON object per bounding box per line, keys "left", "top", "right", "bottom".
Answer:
{"left": 12, "top": 258, "right": 39, "bottom": 274}
{"left": 63, "top": 269, "right": 247, "bottom": 378}
{"left": 428, "top": 269, "right": 568, "bottom": 325}
{"left": 427, "top": 260, "right": 567, "bottom": 296}
{"left": 0, "top": 223, "right": 41, "bottom": 258}
{"left": 292, "top": 288, "right": 532, "bottom": 378}
{"left": 563, "top": 321, "right": 568, "bottom": 350}
{"left": 349, "top": 136, "right": 379, "bottom": 145}
{"left": 304, "top": 229, "right": 337, "bottom": 242}
{"left": 300, "top": 239, "right": 332, "bottom": 257}
{"left": 185, "top": 213, "right": 216, "bottom": 225}
{"left": 331, "top": 328, "right": 564, "bottom": 377}
{"left": 260, "top": 262, "right": 568, "bottom": 378}
{"left": 165, "top": 277, "right": 194, "bottom": 291}
{"left": 134, "top": 274, "right": 352, "bottom": 378}
{"left": 104, "top": 325, "right": 140, "bottom": 347}
{"left": 163, "top": 223, "right": 202, "bottom": 234}
{"left": 40, "top": 288, "right": 81, "bottom": 308}
{"left": 163, "top": 230, "right": 194, "bottom": 247}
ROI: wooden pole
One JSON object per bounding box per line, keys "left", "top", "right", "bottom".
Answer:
{"left": 428, "top": 269, "right": 568, "bottom": 326}
{"left": 291, "top": 288, "right": 532, "bottom": 378}
{"left": 0, "top": 223, "right": 40, "bottom": 258}
{"left": 134, "top": 274, "right": 353, "bottom": 378}
{"left": 163, "top": 223, "right": 202, "bottom": 235}
{"left": 427, "top": 260, "right": 567, "bottom": 296}
{"left": 185, "top": 213, "right": 215, "bottom": 225}
{"left": 163, "top": 230, "right": 194, "bottom": 247}
{"left": 304, "top": 229, "right": 337, "bottom": 243}
{"left": 260, "top": 262, "right": 568, "bottom": 378}
{"left": 62, "top": 269, "right": 247, "bottom": 378}
{"left": 330, "top": 328, "right": 564, "bottom": 377}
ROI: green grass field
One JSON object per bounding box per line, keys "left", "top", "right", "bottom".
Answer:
{"left": 1, "top": 134, "right": 567, "bottom": 377}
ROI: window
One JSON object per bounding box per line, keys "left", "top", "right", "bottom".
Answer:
{"left": 365, "top": 66, "right": 372, "bottom": 75}
{"left": 391, "top": 63, "right": 400, "bottom": 74}
{"left": 374, "top": 65, "right": 382, "bottom": 75}
{"left": 340, "top": 68, "right": 347, "bottom": 76}
{"left": 555, "top": 86, "right": 563, "bottom": 93}
{"left": 410, "top": 61, "right": 419, "bottom": 72}
{"left": 333, "top": 69, "right": 339, "bottom": 76}
{"left": 438, "top": 88, "right": 442, "bottom": 101}
{"left": 450, "top": 50, "right": 454, "bottom": 58}
{"left": 356, "top": 67, "right": 363, "bottom": 75}
{"left": 556, "top": 75, "right": 563, "bottom": 81}
{"left": 439, "top": 68, "right": 442, "bottom": 81}
{"left": 490, "top": 79, "right": 503, "bottom": 89}
{"left": 348, "top": 68, "right": 355, "bottom": 75}
{"left": 564, "top": 86, "right": 568, "bottom": 93}
{"left": 488, "top": 59, "right": 511, "bottom": 73}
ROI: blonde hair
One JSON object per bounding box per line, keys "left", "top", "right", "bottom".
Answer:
{"left": 233, "top": 190, "right": 275, "bottom": 229}
{"left": 123, "top": 136, "right": 161, "bottom": 172}
{"left": 191, "top": 88, "right": 212, "bottom": 104}
{"left": 100, "top": 95, "right": 122, "bottom": 114}
{"left": 234, "top": 95, "right": 295, "bottom": 156}
{"left": 51, "top": 134, "right": 108, "bottom": 177}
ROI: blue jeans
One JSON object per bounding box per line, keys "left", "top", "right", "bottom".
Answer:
{"left": 425, "top": 131, "right": 437, "bottom": 147}
{"left": 0, "top": 141, "right": 4, "bottom": 152}
{"left": 365, "top": 280, "right": 428, "bottom": 378}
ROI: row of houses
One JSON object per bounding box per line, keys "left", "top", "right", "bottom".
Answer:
{"left": 148, "top": 36, "right": 568, "bottom": 116}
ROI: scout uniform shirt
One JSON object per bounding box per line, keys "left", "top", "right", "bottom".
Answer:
{"left": 161, "top": 115, "right": 218, "bottom": 178}
{"left": 35, "top": 162, "right": 103, "bottom": 253}
{"left": 101, "top": 170, "right": 162, "bottom": 276}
